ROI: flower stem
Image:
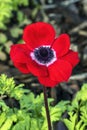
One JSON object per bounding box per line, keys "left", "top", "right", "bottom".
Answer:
{"left": 43, "top": 86, "right": 52, "bottom": 130}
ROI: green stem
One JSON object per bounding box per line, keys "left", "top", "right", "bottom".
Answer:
{"left": 43, "top": 86, "right": 52, "bottom": 130}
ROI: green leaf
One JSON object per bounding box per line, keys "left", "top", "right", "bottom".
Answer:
{"left": 0, "top": 100, "right": 9, "bottom": 111}
{"left": 50, "top": 107, "right": 62, "bottom": 121}
{"left": 20, "top": 92, "right": 35, "bottom": 110}
{"left": 75, "top": 120, "right": 86, "bottom": 130}
{"left": 0, "top": 33, "right": 7, "bottom": 43}
{"left": 0, "top": 118, "right": 13, "bottom": 130}
{"left": 31, "top": 6, "right": 40, "bottom": 18}
{"left": 17, "top": 11, "right": 25, "bottom": 23}
{"left": 63, "top": 112, "right": 78, "bottom": 130}
{"left": 0, "top": 74, "right": 26, "bottom": 99}
{"left": 41, "top": 120, "right": 48, "bottom": 130}
{"left": 79, "top": 124, "right": 86, "bottom": 130}
{"left": 30, "top": 118, "right": 40, "bottom": 130}
{"left": 0, "top": 112, "right": 6, "bottom": 127}
{"left": 74, "top": 84, "right": 87, "bottom": 102}
{"left": 0, "top": 0, "right": 29, "bottom": 29}
{"left": 12, "top": 116, "right": 30, "bottom": 130}
{"left": 63, "top": 119, "right": 73, "bottom": 130}
{"left": 10, "top": 27, "right": 23, "bottom": 38}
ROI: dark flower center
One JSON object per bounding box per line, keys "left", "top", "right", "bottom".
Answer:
{"left": 39, "top": 47, "right": 48, "bottom": 58}
{"left": 34, "top": 46, "right": 54, "bottom": 64}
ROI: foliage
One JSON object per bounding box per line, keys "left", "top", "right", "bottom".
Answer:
{"left": 0, "top": 74, "right": 68, "bottom": 130}
{"left": 0, "top": 0, "right": 29, "bottom": 29}
{"left": 0, "top": 74, "right": 28, "bottom": 99}
{"left": 0, "top": 0, "right": 40, "bottom": 64}
{"left": 0, "top": 0, "right": 30, "bottom": 63}
{"left": 63, "top": 84, "right": 87, "bottom": 130}
{"left": 1, "top": 74, "right": 87, "bottom": 130}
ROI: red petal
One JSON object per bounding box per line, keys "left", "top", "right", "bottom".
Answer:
{"left": 23, "top": 22, "right": 55, "bottom": 49}
{"left": 38, "top": 77, "right": 58, "bottom": 87}
{"left": 13, "top": 62, "right": 30, "bottom": 74}
{"left": 27, "top": 60, "right": 48, "bottom": 77}
{"left": 48, "top": 60, "right": 72, "bottom": 82}
{"left": 10, "top": 44, "right": 48, "bottom": 77}
{"left": 52, "top": 34, "right": 70, "bottom": 57}
{"left": 10, "top": 44, "right": 30, "bottom": 63}
{"left": 61, "top": 50, "right": 80, "bottom": 67}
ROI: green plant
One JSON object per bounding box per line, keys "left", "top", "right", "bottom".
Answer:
{"left": 0, "top": 0, "right": 41, "bottom": 64}
{"left": 0, "top": 74, "right": 69, "bottom": 130}
{"left": 0, "top": 74, "right": 29, "bottom": 100}
{"left": 0, "top": 0, "right": 29, "bottom": 29}
{"left": 1, "top": 74, "right": 87, "bottom": 130}
{"left": 63, "top": 84, "right": 87, "bottom": 130}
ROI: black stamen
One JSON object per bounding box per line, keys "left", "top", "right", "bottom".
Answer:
{"left": 34, "top": 46, "right": 54, "bottom": 64}
{"left": 39, "top": 47, "right": 48, "bottom": 57}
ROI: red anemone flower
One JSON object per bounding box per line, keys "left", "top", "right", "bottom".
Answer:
{"left": 10, "top": 22, "right": 79, "bottom": 87}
